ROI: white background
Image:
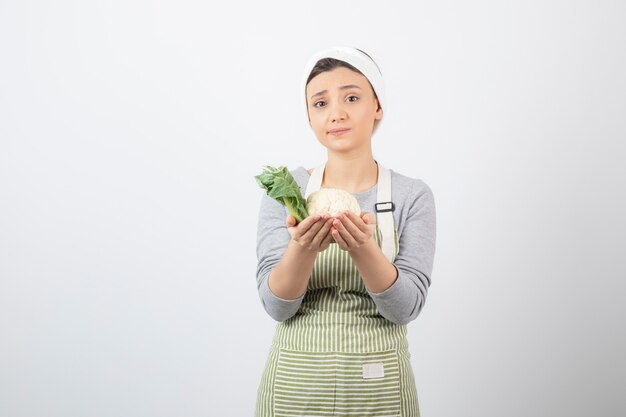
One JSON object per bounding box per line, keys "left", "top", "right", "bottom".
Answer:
{"left": 1, "top": 1, "right": 625, "bottom": 416}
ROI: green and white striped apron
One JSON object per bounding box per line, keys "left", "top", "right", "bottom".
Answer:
{"left": 256, "top": 161, "right": 420, "bottom": 417}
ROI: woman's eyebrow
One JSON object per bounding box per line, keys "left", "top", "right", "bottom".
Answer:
{"left": 310, "top": 84, "right": 362, "bottom": 100}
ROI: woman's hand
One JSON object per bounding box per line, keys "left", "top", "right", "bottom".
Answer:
{"left": 331, "top": 211, "right": 377, "bottom": 252}
{"left": 286, "top": 214, "right": 335, "bottom": 253}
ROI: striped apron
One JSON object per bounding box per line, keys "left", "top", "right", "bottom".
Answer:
{"left": 256, "top": 161, "right": 420, "bottom": 417}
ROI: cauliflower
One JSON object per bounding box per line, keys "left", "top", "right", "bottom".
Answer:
{"left": 307, "top": 188, "right": 362, "bottom": 217}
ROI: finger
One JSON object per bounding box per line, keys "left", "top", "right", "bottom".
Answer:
{"left": 333, "top": 216, "right": 358, "bottom": 247}
{"left": 331, "top": 226, "right": 348, "bottom": 250}
{"left": 294, "top": 214, "right": 321, "bottom": 238}
{"left": 340, "top": 211, "right": 368, "bottom": 236}
{"left": 300, "top": 215, "right": 328, "bottom": 242}
{"left": 309, "top": 218, "right": 331, "bottom": 247}
{"left": 320, "top": 228, "right": 334, "bottom": 248}
{"left": 311, "top": 217, "right": 334, "bottom": 247}
{"left": 361, "top": 212, "right": 376, "bottom": 225}
{"left": 352, "top": 211, "right": 374, "bottom": 229}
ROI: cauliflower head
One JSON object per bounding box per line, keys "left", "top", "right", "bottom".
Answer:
{"left": 306, "top": 188, "right": 362, "bottom": 217}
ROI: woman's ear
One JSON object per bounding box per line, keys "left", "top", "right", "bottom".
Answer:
{"left": 375, "top": 99, "right": 383, "bottom": 120}
{"left": 376, "top": 100, "right": 383, "bottom": 120}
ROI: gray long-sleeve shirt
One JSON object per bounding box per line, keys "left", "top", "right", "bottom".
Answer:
{"left": 255, "top": 166, "right": 436, "bottom": 325}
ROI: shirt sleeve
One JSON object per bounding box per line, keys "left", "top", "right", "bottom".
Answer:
{"left": 256, "top": 192, "right": 306, "bottom": 322}
{"left": 367, "top": 180, "right": 437, "bottom": 325}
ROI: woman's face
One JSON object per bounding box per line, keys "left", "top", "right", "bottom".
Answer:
{"left": 306, "top": 67, "right": 382, "bottom": 154}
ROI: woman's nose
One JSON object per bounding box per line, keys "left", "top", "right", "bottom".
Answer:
{"left": 329, "top": 101, "right": 347, "bottom": 121}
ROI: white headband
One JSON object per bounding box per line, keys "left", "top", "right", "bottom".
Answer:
{"left": 302, "top": 46, "right": 386, "bottom": 134}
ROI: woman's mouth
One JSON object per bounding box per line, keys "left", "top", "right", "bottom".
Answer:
{"left": 328, "top": 128, "right": 350, "bottom": 136}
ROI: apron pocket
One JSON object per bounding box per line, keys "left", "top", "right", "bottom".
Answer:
{"left": 273, "top": 348, "right": 401, "bottom": 417}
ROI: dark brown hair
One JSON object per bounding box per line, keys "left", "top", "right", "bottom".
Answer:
{"left": 305, "top": 55, "right": 380, "bottom": 106}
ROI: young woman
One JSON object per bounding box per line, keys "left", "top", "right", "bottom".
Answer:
{"left": 255, "top": 46, "right": 437, "bottom": 417}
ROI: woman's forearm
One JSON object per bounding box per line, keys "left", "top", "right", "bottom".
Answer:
{"left": 268, "top": 239, "right": 318, "bottom": 300}
{"left": 349, "top": 239, "right": 398, "bottom": 293}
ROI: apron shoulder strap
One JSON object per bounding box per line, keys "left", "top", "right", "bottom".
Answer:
{"left": 375, "top": 163, "right": 396, "bottom": 263}
{"left": 305, "top": 162, "right": 325, "bottom": 199}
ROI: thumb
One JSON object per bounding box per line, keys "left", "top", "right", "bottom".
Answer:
{"left": 362, "top": 212, "right": 376, "bottom": 224}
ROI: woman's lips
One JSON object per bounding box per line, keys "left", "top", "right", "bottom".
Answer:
{"left": 328, "top": 128, "right": 350, "bottom": 136}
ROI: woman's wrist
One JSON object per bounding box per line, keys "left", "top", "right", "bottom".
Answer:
{"left": 347, "top": 236, "right": 378, "bottom": 259}
{"left": 348, "top": 238, "right": 398, "bottom": 293}
{"left": 288, "top": 237, "right": 324, "bottom": 257}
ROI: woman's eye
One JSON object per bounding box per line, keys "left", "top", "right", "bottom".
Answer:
{"left": 313, "top": 96, "right": 357, "bottom": 108}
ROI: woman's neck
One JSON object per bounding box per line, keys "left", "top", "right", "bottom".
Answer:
{"left": 321, "top": 154, "right": 378, "bottom": 194}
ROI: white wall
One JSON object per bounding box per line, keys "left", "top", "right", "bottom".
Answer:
{"left": 1, "top": 1, "right": 624, "bottom": 416}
